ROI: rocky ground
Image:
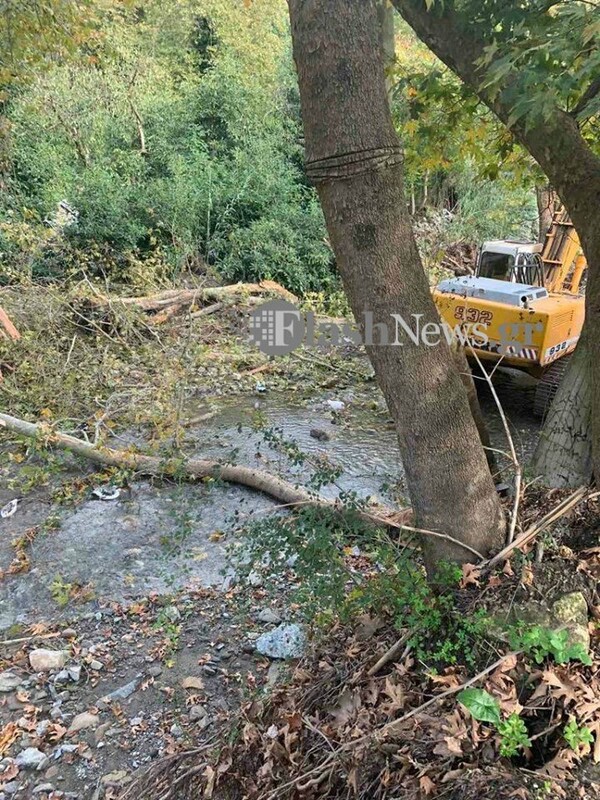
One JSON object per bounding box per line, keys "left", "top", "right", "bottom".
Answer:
{"left": 0, "top": 575, "right": 309, "bottom": 799}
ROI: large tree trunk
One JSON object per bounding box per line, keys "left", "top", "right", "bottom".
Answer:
{"left": 391, "top": 0, "right": 600, "bottom": 486}
{"left": 532, "top": 334, "right": 593, "bottom": 487}
{"left": 287, "top": 0, "right": 505, "bottom": 574}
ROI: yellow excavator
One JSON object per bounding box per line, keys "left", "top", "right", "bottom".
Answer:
{"left": 433, "top": 206, "right": 587, "bottom": 417}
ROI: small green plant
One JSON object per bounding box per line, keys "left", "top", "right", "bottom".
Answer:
{"left": 237, "top": 503, "right": 489, "bottom": 668}
{"left": 563, "top": 718, "right": 594, "bottom": 752}
{"left": 509, "top": 625, "right": 592, "bottom": 666}
{"left": 497, "top": 713, "right": 532, "bottom": 757}
{"left": 153, "top": 607, "right": 183, "bottom": 664}
{"left": 50, "top": 575, "right": 73, "bottom": 608}
{"left": 458, "top": 688, "right": 531, "bottom": 757}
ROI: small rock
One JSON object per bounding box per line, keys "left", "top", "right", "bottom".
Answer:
{"left": 255, "top": 624, "right": 306, "bottom": 660}
{"left": 146, "top": 663, "right": 163, "bottom": 678}
{"left": 266, "top": 662, "right": 282, "bottom": 688}
{"left": 221, "top": 575, "right": 237, "bottom": 592}
{"left": 101, "top": 771, "right": 131, "bottom": 788}
{"left": 181, "top": 676, "right": 204, "bottom": 690}
{"left": 36, "top": 720, "right": 51, "bottom": 738}
{"left": 552, "top": 592, "right": 590, "bottom": 651}
{"left": 0, "top": 672, "right": 21, "bottom": 693}
{"left": 3, "top": 782, "right": 19, "bottom": 795}
{"left": 32, "top": 785, "right": 54, "bottom": 794}
{"left": 100, "top": 675, "right": 142, "bottom": 703}
{"left": 29, "top": 650, "right": 69, "bottom": 673}
{"left": 15, "top": 748, "right": 47, "bottom": 770}
{"left": 326, "top": 399, "right": 345, "bottom": 412}
{"left": 61, "top": 629, "right": 76, "bottom": 640}
{"left": 257, "top": 608, "right": 281, "bottom": 625}
{"left": 247, "top": 570, "right": 263, "bottom": 588}
{"left": 88, "top": 660, "right": 103, "bottom": 671}
{"left": 54, "top": 744, "right": 78, "bottom": 757}
{"left": 67, "top": 665, "right": 81, "bottom": 682}
{"left": 170, "top": 724, "right": 183, "bottom": 738}
{"left": 54, "top": 671, "right": 70, "bottom": 685}
{"left": 189, "top": 705, "right": 208, "bottom": 723}
{"left": 164, "top": 606, "right": 181, "bottom": 623}
{"left": 68, "top": 712, "right": 99, "bottom": 733}
{"left": 309, "top": 428, "right": 330, "bottom": 442}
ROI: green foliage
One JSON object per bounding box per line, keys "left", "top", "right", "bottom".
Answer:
{"left": 458, "top": 688, "right": 501, "bottom": 725}
{"left": 1, "top": 0, "right": 333, "bottom": 294}
{"left": 563, "top": 718, "right": 594, "bottom": 752}
{"left": 458, "top": 690, "right": 531, "bottom": 757}
{"left": 50, "top": 575, "right": 74, "bottom": 608}
{"left": 236, "top": 490, "right": 487, "bottom": 669}
{"left": 497, "top": 713, "right": 532, "bottom": 758}
{"left": 509, "top": 625, "right": 592, "bottom": 667}
{"left": 466, "top": 0, "right": 600, "bottom": 132}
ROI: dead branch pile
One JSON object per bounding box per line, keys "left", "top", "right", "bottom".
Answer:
{"left": 85, "top": 280, "right": 298, "bottom": 328}
{"left": 119, "top": 617, "right": 599, "bottom": 800}
{"left": 440, "top": 241, "right": 477, "bottom": 276}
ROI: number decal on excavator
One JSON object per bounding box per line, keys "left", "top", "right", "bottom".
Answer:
{"left": 453, "top": 307, "right": 493, "bottom": 325}
{"left": 544, "top": 337, "right": 579, "bottom": 363}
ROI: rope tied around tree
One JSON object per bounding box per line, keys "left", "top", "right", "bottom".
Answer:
{"left": 305, "top": 145, "right": 404, "bottom": 183}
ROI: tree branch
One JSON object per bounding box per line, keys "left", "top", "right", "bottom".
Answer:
{"left": 571, "top": 76, "right": 600, "bottom": 118}
{"left": 390, "top": 0, "right": 600, "bottom": 217}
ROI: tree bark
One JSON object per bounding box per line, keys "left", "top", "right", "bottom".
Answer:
{"left": 536, "top": 184, "right": 556, "bottom": 244}
{"left": 531, "top": 334, "right": 593, "bottom": 487}
{"left": 391, "top": 0, "right": 600, "bottom": 486}
{"left": 287, "top": 0, "right": 505, "bottom": 574}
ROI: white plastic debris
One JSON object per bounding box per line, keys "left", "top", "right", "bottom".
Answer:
{"left": 1, "top": 498, "right": 19, "bottom": 519}
{"left": 92, "top": 485, "right": 121, "bottom": 501}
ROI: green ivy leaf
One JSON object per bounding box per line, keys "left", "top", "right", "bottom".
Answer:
{"left": 458, "top": 688, "right": 501, "bottom": 724}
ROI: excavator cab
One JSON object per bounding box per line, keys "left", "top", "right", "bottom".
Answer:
{"left": 477, "top": 241, "right": 545, "bottom": 287}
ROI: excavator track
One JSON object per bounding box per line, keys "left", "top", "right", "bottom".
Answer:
{"left": 533, "top": 355, "right": 572, "bottom": 420}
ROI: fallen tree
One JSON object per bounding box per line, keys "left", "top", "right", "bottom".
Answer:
{"left": 0, "top": 410, "right": 421, "bottom": 545}
{"left": 1, "top": 411, "right": 596, "bottom": 568}
{"left": 90, "top": 280, "right": 298, "bottom": 326}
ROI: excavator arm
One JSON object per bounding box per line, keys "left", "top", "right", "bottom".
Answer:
{"left": 542, "top": 206, "right": 587, "bottom": 294}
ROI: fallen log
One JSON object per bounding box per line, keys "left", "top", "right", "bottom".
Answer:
{"left": 111, "top": 281, "right": 298, "bottom": 316}
{"left": 0, "top": 411, "right": 413, "bottom": 536}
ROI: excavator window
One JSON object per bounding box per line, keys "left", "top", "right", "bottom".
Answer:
{"left": 478, "top": 250, "right": 545, "bottom": 287}
{"left": 478, "top": 252, "right": 513, "bottom": 281}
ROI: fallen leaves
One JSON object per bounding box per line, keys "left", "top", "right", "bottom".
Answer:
{"left": 0, "top": 722, "right": 19, "bottom": 756}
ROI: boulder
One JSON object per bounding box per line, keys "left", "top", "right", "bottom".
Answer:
{"left": 29, "top": 650, "right": 69, "bottom": 672}
{"left": 255, "top": 624, "right": 306, "bottom": 660}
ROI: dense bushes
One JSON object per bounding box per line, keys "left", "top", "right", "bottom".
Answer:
{"left": 0, "top": 0, "right": 333, "bottom": 293}
{"left": 0, "top": 0, "right": 541, "bottom": 295}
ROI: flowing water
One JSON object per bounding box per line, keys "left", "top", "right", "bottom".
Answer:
{"left": 0, "top": 367, "right": 541, "bottom": 629}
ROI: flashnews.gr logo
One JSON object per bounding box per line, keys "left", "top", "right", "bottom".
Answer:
{"left": 248, "top": 299, "right": 543, "bottom": 357}
{"left": 248, "top": 299, "right": 305, "bottom": 356}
